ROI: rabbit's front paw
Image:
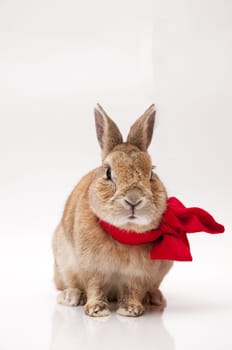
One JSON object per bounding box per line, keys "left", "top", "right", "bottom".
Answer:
{"left": 57, "top": 288, "right": 86, "bottom": 307}
{"left": 85, "top": 300, "right": 110, "bottom": 317}
{"left": 117, "top": 302, "right": 144, "bottom": 317}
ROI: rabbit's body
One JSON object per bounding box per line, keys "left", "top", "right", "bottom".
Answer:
{"left": 53, "top": 105, "right": 173, "bottom": 317}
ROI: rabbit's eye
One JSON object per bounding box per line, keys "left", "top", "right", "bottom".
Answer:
{"left": 150, "top": 166, "right": 156, "bottom": 181}
{"left": 106, "top": 167, "right": 112, "bottom": 180}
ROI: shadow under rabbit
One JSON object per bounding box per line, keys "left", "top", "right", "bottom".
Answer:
{"left": 50, "top": 304, "right": 175, "bottom": 350}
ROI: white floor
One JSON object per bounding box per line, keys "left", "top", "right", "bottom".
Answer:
{"left": 1, "top": 231, "right": 232, "bottom": 350}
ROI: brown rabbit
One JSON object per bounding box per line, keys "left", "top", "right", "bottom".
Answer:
{"left": 52, "top": 104, "right": 173, "bottom": 317}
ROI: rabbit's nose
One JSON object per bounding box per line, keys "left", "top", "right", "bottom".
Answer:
{"left": 124, "top": 199, "right": 143, "bottom": 209}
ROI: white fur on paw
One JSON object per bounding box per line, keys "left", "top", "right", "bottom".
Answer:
{"left": 117, "top": 304, "right": 144, "bottom": 317}
{"left": 85, "top": 302, "right": 110, "bottom": 317}
{"left": 57, "top": 288, "right": 84, "bottom": 307}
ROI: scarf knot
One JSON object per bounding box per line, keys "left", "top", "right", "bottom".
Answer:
{"left": 98, "top": 197, "right": 224, "bottom": 261}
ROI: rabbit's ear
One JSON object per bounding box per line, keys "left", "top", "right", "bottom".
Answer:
{"left": 127, "top": 104, "right": 156, "bottom": 151}
{"left": 94, "top": 104, "right": 123, "bottom": 159}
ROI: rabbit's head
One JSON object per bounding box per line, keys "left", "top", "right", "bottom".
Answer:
{"left": 88, "top": 104, "right": 167, "bottom": 232}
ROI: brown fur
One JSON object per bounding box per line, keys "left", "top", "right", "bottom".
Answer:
{"left": 127, "top": 104, "right": 156, "bottom": 151}
{"left": 53, "top": 104, "right": 173, "bottom": 317}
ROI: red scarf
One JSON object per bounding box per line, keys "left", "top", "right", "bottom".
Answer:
{"left": 98, "top": 197, "right": 224, "bottom": 261}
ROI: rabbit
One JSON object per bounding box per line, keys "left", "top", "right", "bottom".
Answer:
{"left": 52, "top": 104, "right": 173, "bottom": 317}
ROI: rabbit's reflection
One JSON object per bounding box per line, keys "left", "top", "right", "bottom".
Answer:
{"left": 50, "top": 305, "right": 175, "bottom": 350}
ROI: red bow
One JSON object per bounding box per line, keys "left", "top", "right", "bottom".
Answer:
{"left": 98, "top": 197, "right": 224, "bottom": 261}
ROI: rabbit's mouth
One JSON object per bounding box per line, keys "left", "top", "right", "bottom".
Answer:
{"left": 128, "top": 214, "right": 136, "bottom": 220}
{"left": 125, "top": 210, "right": 151, "bottom": 226}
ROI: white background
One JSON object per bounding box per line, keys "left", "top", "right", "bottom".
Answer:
{"left": 0, "top": 1, "right": 231, "bottom": 349}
